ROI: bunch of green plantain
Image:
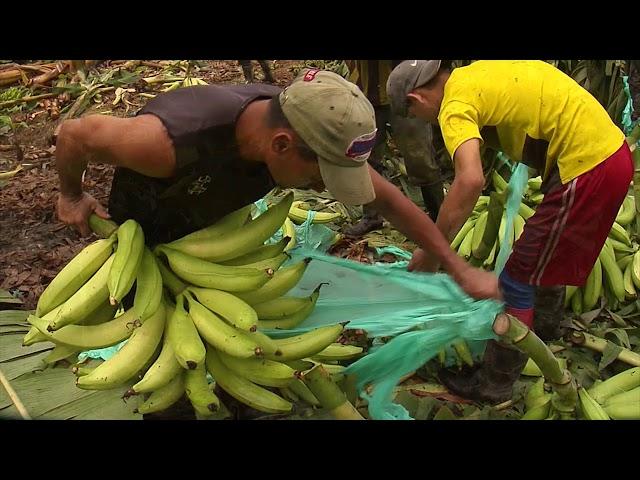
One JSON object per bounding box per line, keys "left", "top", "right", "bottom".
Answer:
{"left": 564, "top": 194, "right": 640, "bottom": 315}
{"left": 522, "top": 366, "right": 640, "bottom": 420}
{"left": 23, "top": 192, "right": 364, "bottom": 417}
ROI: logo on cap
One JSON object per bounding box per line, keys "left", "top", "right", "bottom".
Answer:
{"left": 345, "top": 129, "right": 377, "bottom": 161}
{"left": 303, "top": 69, "right": 320, "bottom": 82}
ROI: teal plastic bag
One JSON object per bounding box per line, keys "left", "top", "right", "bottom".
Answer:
{"left": 267, "top": 248, "right": 501, "bottom": 338}
{"left": 494, "top": 162, "right": 529, "bottom": 275}
{"left": 345, "top": 318, "right": 498, "bottom": 420}
{"left": 374, "top": 160, "right": 528, "bottom": 277}
{"left": 78, "top": 340, "right": 127, "bottom": 362}
{"left": 622, "top": 75, "right": 639, "bottom": 137}
{"left": 267, "top": 248, "right": 503, "bottom": 420}
{"left": 374, "top": 245, "right": 412, "bottom": 261}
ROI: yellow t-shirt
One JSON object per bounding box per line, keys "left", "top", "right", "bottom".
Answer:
{"left": 438, "top": 60, "right": 625, "bottom": 183}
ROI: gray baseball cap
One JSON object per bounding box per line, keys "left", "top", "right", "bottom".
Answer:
{"left": 386, "top": 60, "right": 442, "bottom": 117}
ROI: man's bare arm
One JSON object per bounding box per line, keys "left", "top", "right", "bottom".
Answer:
{"left": 368, "top": 165, "right": 500, "bottom": 300}
{"left": 54, "top": 114, "right": 176, "bottom": 235}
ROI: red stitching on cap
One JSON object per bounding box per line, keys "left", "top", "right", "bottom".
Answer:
{"left": 303, "top": 69, "right": 320, "bottom": 82}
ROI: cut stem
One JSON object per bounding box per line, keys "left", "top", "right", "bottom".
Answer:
{"left": 493, "top": 313, "right": 577, "bottom": 415}
{"left": 88, "top": 214, "right": 119, "bottom": 238}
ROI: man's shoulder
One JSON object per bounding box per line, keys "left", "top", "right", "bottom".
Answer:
{"left": 208, "top": 83, "right": 283, "bottom": 102}
{"left": 138, "top": 83, "right": 282, "bottom": 142}
{"left": 147, "top": 83, "right": 282, "bottom": 106}
{"left": 140, "top": 83, "right": 282, "bottom": 118}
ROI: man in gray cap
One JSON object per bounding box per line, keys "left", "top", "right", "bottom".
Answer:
{"left": 54, "top": 68, "right": 499, "bottom": 303}
{"left": 387, "top": 60, "right": 633, "bottom": 404}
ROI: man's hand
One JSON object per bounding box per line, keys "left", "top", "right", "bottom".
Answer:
{"left": 407, "top": 248, "right": 441, "bottom": 273}
{"left": 57, "top": 192, "right": 110, "bottom": 237}
{"left": 408, "top": 248, "right": 501, "bottom": 301}
{"left": 452, "top": 264, "right": 502, "bottom": 301}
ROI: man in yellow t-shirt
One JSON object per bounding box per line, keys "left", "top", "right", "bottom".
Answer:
{"left": 387, "top": 60, "right": 633, "bottom": 404}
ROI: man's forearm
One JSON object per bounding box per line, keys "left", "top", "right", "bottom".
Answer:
{"left": 55, "top": 120, "right": 89, "bottom": 198}
{"left": 369, "top": 168, "right": 466, "bottom": 273}
{"left": 435, "top": 176, "right": 483, "bottom": 242}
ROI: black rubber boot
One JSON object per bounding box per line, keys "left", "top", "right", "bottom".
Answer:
{"left": 420, "top": 183, "right": 444, "bottom": 222}
{"left": 533, "top": 285, "right": 566, "bottom": 342}
{"left": 439, "top": 340, "right": 528, "bottom": 404}
{"left": 343, "top": 206, "right": 384, "bottom": 237}
{"left": 239, "top": 60, "right": 254, "bottom": 83}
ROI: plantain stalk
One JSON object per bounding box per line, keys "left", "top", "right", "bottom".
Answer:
{"left": 493, "top": 313, "right": 577, "bottom": 416}
{"left": 89, "top": 214, "right": 119, "bottom": 238}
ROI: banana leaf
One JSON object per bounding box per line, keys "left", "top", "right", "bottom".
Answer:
{"left": 0, "top": 349, "right": 50, "bottom": 381}
{"left": 604, "top": 328, "right": 632, "bottom": 350}
{"left": 599, "top": 342, "right": 624, "bottom": 371}
{"left": 40, "top": 386, "right": 141, "bottom": 420}
{"left": 555, "top": 347, "right": 600, "bottom": 389}
{"left": 0, "top": 332, "right": 53, "bottom": 363}
{"left": 0, "top": 367, "right": 94, "bottom": 416}
{"left": 0, "top": 322, "right": 142, "bottom": 420}
{"left": 0, "top": 363, "right": 142, "bottom": 420}
{"left": 0, "top": 309, "right": 30, "bottom": 325}
{"left": 0, "top": 326, "right": 30, "bottom": 335}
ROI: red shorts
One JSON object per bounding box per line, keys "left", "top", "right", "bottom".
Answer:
{"left": 505, "top": 142, "right": 634, "bottom": 287}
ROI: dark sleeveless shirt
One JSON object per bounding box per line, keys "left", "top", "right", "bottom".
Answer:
{"left": 108, "top": 83, "right": 282, "bottom": 245}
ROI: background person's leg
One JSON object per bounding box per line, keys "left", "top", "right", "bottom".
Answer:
{"left": 343, "top": 106, "right": 390, "bottom": 237}
{"left": 629, "top": 60, "right": 640, "bottom": 122}
{"left": 257, "top": 60, "right": 275, "bottom": 83}
{"left": 390, "top": 113, "right": 444, "bottom": 221}
{"left": 238, "top": 60, "right": 254, "bottom": 83}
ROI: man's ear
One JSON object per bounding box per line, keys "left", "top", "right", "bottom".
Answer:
{"left": 272, "top": 131, "right": 294, "bottom": 153}
{"left": 407, "top": 91, "right": 424, "bottom": 107}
